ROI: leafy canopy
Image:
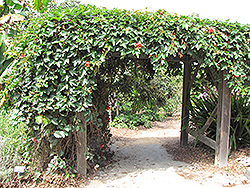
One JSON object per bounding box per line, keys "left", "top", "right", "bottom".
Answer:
{"left": 7, "top": 3, "right": 250, "bottom": 90}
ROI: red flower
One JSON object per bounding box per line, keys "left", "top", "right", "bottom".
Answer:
{"left": 106, "top": 106, "right": 110, "bottom": 110}
{"left": 100, "top": 144, "right": 104, "bottom": 149}
{"left": 209, "top": 28, "right": 214, "bottom": 33}
{"left": 20, "top": 54, "right": 25, "bottom": 59}
{"left": 159, "top": 11, "right": 163, "bottom": 15}
{"left": 85, "top": 61, "right": 90, "bottom": 67}
{"left": 33, "top": 137, "right": 36, "bottom": 142}
{"left": 135, "top": 43, "right": 142, "bottom": 48}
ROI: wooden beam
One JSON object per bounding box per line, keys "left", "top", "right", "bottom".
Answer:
{"left": 180, "top": 59, "right": 192, "bottom": 146}
{"left": 188, "top": 105, "right": 217, "bottom": 150}
{"left": 215, "top": 71, "right": 231, "bottom": 167}
{"left": 189, "top": 131, "right": 216, "bottom": 150}
{"left": 198, "top": 105, "right": 218, "bottom": 136}
{"left": 76, "top": 112, "right": 87, "bottom": 176}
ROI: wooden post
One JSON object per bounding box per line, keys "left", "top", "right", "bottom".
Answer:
{"left": 215, "top": 71, "right": 231, "bottom": 167}
{"left": 76, "top": 112, "right": 87, "bottom": 176}
{"left": 180, "top": 59, "right": 191, "bottom": 146}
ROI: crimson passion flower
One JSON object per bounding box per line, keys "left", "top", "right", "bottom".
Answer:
{"left": 135, "top": 43, "right": 142, "bottom": 48}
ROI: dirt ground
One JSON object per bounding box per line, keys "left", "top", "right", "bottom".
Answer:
{"left": 85, "top": 116, "right": 250, "bottom": 188}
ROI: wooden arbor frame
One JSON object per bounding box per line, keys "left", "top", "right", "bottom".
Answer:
{"left": 76, "top": 55, "right": 232, "bottom": 176}
{"left": 180, "top": 56, "right": 231, "bottom": 167}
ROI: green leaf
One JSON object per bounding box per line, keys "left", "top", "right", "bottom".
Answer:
{"left": 6, "top": 0, "right": 14, "bottom": 6}
{"left": 14, "top": 3, "right": 22, "bottom": 10}
{"left": 54, "top": 131, "right": 67, "bottom": 138}
{"left": 33, "top": 0, "right": 51, "bottom": 13}
{"left": 183, "top": 22, "right": 189, "bottom": 30}
{"left": 35, "top": 115, "right": 43, "bottom": 124}
{"left": 42, "top": 0, "right": 49, "bottom": 7}
{"left": 33, "top": 0, "right": 42, "bottom": 12}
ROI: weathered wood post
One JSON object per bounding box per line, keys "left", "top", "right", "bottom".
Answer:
{"left": 215, "top": 70, "right": 231, "bottom": 167}
{"left": 76, "top": 112, "right": 87, "bottom": 176}
{"left": 180, "top": 59, "right": 192, "bottom": 146}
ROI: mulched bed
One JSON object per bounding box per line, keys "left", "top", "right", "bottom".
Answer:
{"left": 164, "top": 139, "right": 250, "bottom": 187}
{"left": 0, "top": 172, "right": 87, "bottom": 188}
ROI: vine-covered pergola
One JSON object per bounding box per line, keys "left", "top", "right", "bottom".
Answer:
{"left": 4, "top": 3, "right": 250, "bottom": 175}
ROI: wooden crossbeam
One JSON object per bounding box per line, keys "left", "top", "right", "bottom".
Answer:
{"left": 189, "top": 105, "right": 218, "bottom": 150}
{"left": 189, "top": 131, "right": 216, "bottom": 150}
{"left": 197, "top": 105, "right": 218, "bottom": 136}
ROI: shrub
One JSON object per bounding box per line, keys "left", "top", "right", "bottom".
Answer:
{"left": 230, "top": 94, "right": 250, "bottom": 150}
{"left": 0, "top": 112, "right": 27, "bottom": 182}
{"left": 161, "top": 75, "right": 182, "bottom": 116}
{"left": 110, "top": 109, "right": 162, "bottom": 129}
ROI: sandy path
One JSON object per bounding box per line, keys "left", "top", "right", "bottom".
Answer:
{"left": 85, "top": 117, "right": 250, "bottom": 188}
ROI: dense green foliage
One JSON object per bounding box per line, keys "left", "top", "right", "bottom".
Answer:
{"left": 110, "top": 109, "right": 162, "bottom": 129}
{"left": 0, "top": 0, "right": 55, "bottom": 102}
{"left": 0, "top": 0, "right": 52, "bottom": 16}
{"left": 1, "top": 1, "right": 250, "bottom": 175}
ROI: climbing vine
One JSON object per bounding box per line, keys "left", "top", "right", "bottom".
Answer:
{"left": 2, "top": 2, "right": 250, "bottom": 173}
